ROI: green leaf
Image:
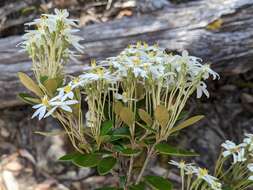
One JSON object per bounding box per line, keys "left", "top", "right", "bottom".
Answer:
{"left": 119, "top": 176, "right": 127, "bottom": 188}
{"left": 176, "top": 111, "right": 188, "bottom": 121}
{"left": 119, "top": 107, "right": 135, "bottom": 127}
{"left": 170, "top": 115, "right": 204, "bottom": 134}
{"left": 40, "top": 75, "right": 48, "bottom": 84}
{"left": 73, "top": 153, "right": 101, "bottom": 167}
{"left": 35, "top": 130, "right": 65, "bottom": 137}
{"left": 43, "top": 78, "right": 58, "bottom": 96}
{"left": 155, "top": 143, "right": 199, "bottom": 157}
{"left": 145, "top": 175, "right": 172, "bottom": 190}
{"left": 111, "top": 126, "right": 131, "bottom": 140}
{"left": 97, "top": 156, "right": 117, "bottom": 175}
{"left": 100, "top": 135, "right": 111, "bottom": 143}
{"left": 129, "top": 183, "right": 146, "bottom": 190}
{"left": 154, "top": 105, "right": 169, "bottom": 128}
{"left": 112, "top": 144, "right": 125, "bottom": 152}
{"left": 18, "top": 93, "right": 40, "bottom": 105}
{"left": 222, "top": 187, "right": 233, "bottom": 190}
{"left": 58, "top": 152, "right": 83, "bottom": 161}
{"left": 18, "top": 72, "right": 43, "bottom": 97}
{"left": 138, "top": 109, "right": 153, "bottom": 126}
{"left": 95, "top": 188, "right": 122, "bottom": 190}
{"left": 120, "top": 148, "right": 141, "bottom": 156}
{"left": 138, "top": 124, "right": 156, "bottom": 133}
{"left": 101, "top": 121, "right": 113, "bottom": 136}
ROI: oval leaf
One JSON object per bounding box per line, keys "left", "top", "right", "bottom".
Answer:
{"left": 120, "top": 148, "right": 141, "bottom": 156}
{"left": 18, "top": 72, "right": 43, "bottom": 97}
{"left": 58, "top": 152, "right": 83, "bottom": 161}
{"left": 35, "top": 130, "right": 65, "bottom": 137}
{"left": 170, "top": 115, "right": 204, "bottom": 134}
{"left": 97, "top": 156, "right": 117, "bottom": 175}
{"left": 73, "top": 153, "right": 101, "bottom": 167}
{"left": 138, "top": 109, "right": 153, "bottom": 126}
{"left": 111, "top": 126, "right": 131, "bottom": 141}
{"left": 155, "top": 143, "right": 199, "bottom": 157}
{"left": 145, "top": 175, "right": 172, "bottom": 190}
{"left": 129, "top": 183, "right": 146, "bottom": 190}
{"left": 101, "top": 121, "right": 113, "bottom": 136}
{"left": 96, "top": 188, "right": 122, "bottom": 190}
{"left": 18, "top": 93, "right": 40, "bottom": 105}
{"left": 154, "top": 105, "right": 169, "bottom": 128}
{"left": 119, "top": 107, "right": 135, "bottom": 127}
{"left": 114, "top": 101, "right": 123, "bottom": 115}
{"left": 43, "top": 78, "right": 58, "bottom": 96}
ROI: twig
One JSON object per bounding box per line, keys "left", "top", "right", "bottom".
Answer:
{"left": 135, "top": 144, "right": 156, "bottom": 184}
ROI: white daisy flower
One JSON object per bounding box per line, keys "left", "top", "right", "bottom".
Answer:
{"left": 57, "top": 84, "right": 75, "bottom": 100}
{"left": 32, "top": 95, "right": 51, "bottom": 120}
{"left": 80, "top": 68, "right": 114, "bottom": 83}
{"left": 70, "top": 77, "right": 85, "bottom": 89}
{"left": 247, "top": 163, "right": 253, "bottom": 172}
{"left": 244, "top": 133, "right": 253, "bottom": 151}
{"left": 196, "top": 81, "right": 209, "bottom": 98}
{"left": 195, "top": 168, "right": 222, "bottom": 190}
{"left": 49, "top": 99, "right": 78, "bottom": 113}
{"left": 43, "top": 9, "right": 78, "bottom": 27}
{"left": 201, "top": 64, "right": 220, "bottom": 80}
{"left": 248, "top": 176, "right": 253, "bottom": 181}
{"left": 114, "top": 92, "right": 137, "bottom": 103}
{"left": 169, "top": 160, "right": 188, "bottom": 170}
{"left": 221, "top": 140, "right": 247, "bottom": 164}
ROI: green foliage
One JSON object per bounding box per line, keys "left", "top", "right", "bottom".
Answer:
{"left": 144, "top": 175, "right": 173, "bottom": 190}
{"left": 97, "top": 156, "right": 117, "bottom": 175}
{"left": 155, "top": 143, "right": 199, "bottom": 156}
{"left": 101, "top": 121, "right": 113, "bottom": 136}
{"left": 18, "top": 72, "right": 43, "bottom": 97}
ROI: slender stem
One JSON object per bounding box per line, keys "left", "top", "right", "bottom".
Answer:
{"left": 181, "top": 169, "right": 185, "bottom": 190}
{"left": 126, "top": 156, "right": 134, "bottom": 186}
{"left": 135, "top": 144, "right": 156, "bottom": 184}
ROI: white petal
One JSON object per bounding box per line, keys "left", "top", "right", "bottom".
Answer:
{"left": 60, "top": 105, "right": 72, "bottom": 112}
{"left": 65, "top": 100, "right": 78, "bottom": 105}
{"left": 39, "top": 106, "right": 47, "bottom": 120}
{"left": 44, "top": 106, "right": 57, "bottom": 118}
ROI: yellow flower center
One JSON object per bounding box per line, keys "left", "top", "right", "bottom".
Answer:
{"left": 199, "top": 168, "right": 208, "bottom": 177}
{"left": 143, "top": 42, "right": 148, "bottom": 48}
{"left": 96, "top": 68, "right": 104, "bottom": 77}
{"left": 41, "top": 96, "right": 49, "bottom": 106}
{"left": 73, "top": 78, "right": 79, "bottom": 84}
{"left": 179, "top": 161, "right": 185, "bottom": 168}
{"left": 91, "top": 59, "right": 96, "bottom": 68}
{"left": 133, "top": 58, "right": 141, "bottom": 65}
{"left": 136, "top": 41, "right": 142, "bottom": 48}
{"left": 64, "top": 85, "right": 72, "bottom": 93}
{"left": 148, "top": 52, "right": 155, "bottom": 57}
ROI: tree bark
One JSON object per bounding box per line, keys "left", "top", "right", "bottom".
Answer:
{"left": 0, "top": 0, "right": 252, "bottom": 108}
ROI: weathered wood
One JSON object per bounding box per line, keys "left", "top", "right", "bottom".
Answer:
{"left": 0, "top": 0, "right": 253, "bottom": 108}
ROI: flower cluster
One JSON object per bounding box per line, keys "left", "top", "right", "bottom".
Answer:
{"left": 30, "top": 42, "right": 219, "bottom": 121}
{"left": 103, "top": 42, "right": 219, "bottom": 98}
{"left": 169, "top": 160, "right": 222, "bottom": 190}
{"left": 221, "top": 133, "right": 253, "bottom": 181}
{"left": 19, "top": 9, "right": 83, "bottom": 80}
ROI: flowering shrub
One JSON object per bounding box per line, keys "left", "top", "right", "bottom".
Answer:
{"left": 16, "top": 9, "right": 243, "bottom": 190}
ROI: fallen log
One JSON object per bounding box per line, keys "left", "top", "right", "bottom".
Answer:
{"left": 0, "top": 0, "right": 253, "bottom": 108}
